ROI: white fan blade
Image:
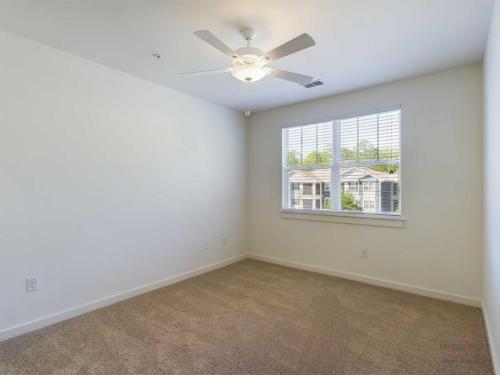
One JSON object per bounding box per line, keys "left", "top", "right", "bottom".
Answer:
{"left": 180, "top": 67, "right": 233, "bottom": 76}
{"left": 269, "top": 69, "right": 313, "bottom": 85}
{"left": 263, "top": 33, "right": 315, "bottom": 63}
{"left": 194, "top": 30, "right": 238, "bottom": 59}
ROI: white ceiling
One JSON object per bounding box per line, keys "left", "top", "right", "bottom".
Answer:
{"left": 0, "top": 0, "right": 494, "bottom": 112}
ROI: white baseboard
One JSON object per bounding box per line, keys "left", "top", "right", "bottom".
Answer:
{"left": 482, "top": 302, "right": 499, "bottom": 374}
{"left": 0, "top": 253, "right": 484, "bottom": 344}
{"left": 0, "top": 254, "right": 247, "bottom": 342}
{"left": 248, "top": 254, "right": 481, "bottom": 307}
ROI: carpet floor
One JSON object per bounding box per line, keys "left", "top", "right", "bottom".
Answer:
{"left": 0, "top": 259, "right": 493, "bottom": 374}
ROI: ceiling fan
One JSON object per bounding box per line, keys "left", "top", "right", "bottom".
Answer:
{"left": 181, "top": 28, "right": 316, "bottom": 85}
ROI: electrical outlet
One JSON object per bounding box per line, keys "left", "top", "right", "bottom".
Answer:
{"left": 204, "top": 241, "right": 209, "bottom": 250}
{"left": 26, "top": 277, "right": 38, "bottom": 292}
{"left": 360, "top": 248, "right": 369, "bottom": 258}
{"left": 221, "top": 237, "right": 227, "bottom": 246}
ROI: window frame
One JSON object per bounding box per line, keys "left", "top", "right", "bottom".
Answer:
{"left": 281, "top": 105, "right": 404, "bottom": 224}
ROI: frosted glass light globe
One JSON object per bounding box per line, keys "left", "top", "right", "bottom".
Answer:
{"left": 231, "top": 64, "right": 267, "bottom": 82}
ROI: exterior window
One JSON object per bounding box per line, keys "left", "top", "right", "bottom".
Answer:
{"left": 303, "top": 183, "right": 313, "bottom": 195}
{"left": 282, "top": 109, "right": 401, "bottom": 215}
{"left": 363, "top": 181, "right": 375, "bottom": 191}
{"left": 363, "top": 200, "right": 375, "bottom": 209}
{"left": 303, "top": 199, "right": 313, "bottom": 209}
{"left": 315, "top": 183, "right": 321, "bottom": 196}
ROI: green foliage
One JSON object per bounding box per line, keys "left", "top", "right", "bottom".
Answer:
{"left": 288, "top": 150, "right": 332, "bottom": 166}
{"left": 393, "top": 200, "right": 399, "bottom": 212}
{"left": 341, "top": 147, "right": 356, "bottom": 161}
{"left": 288, "top": 151, "right": 301, "bottom": 166}
{"left": 323, "top": 199, "right": 332, "bottom": 209}
{"left": 341, "top": 192, "right": 361, "bottom": 211}
{"left": 371, "top": 164, "right": 398, "bottom": 174}
{"left": 378, "top": 148, "right": 400, "bottom": 160}
{"left": 288, "top": 142, "right": 399, "bottom": 167}
{"left": 303, "top": 150, "right": 332, "bottom": 165}
{"left": 341, "top": 143, "right": 399, "bottom": 162}
{"left": 358, "top": 139, "right": 378, "bottom": 160}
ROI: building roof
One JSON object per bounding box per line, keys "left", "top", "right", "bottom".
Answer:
{"left": 289, "top": 167, "right": 398, "bottom": 183}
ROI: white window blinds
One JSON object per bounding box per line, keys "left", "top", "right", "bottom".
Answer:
{"left": 282, "top": 109, "right": 401, "bottom": 215}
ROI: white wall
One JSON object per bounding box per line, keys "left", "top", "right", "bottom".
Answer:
{"left": 484, "top": 0, "right": 500, "bottom": 370}
{"left": 0, "top": 30, "right": 247, "bottom": 336}
{"left": 248, "top": 64, "right": 483, "bottom": 304}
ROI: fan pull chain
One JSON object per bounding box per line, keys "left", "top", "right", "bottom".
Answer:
{"left": 243, "top": 82, "right": 251, "bottom": 117}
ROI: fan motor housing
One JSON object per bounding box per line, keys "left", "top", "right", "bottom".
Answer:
{"left": 235, "top": 47, "right": 263, "bottom": 61}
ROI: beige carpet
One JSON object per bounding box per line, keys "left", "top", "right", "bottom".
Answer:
{"left": 0, "top": 259, "right": 493, "bottom": 374}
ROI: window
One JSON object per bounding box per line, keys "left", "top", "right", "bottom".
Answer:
{"left": 363, "top": 181, "right": 375, "bottom": 191}
{"left": 282, "top": 109, "right": 401, "bottom": 216}
{"left": 303, "top": 183, "right": 313, "bottom": 195}
{"left": 303, "top": 199, "right": 313, "bottom": 209}
{"left": 315, "top": 183, "right": 321, "bottom": 196}
{"left": 363, "top": 200, "right": 375, "bottom": 209}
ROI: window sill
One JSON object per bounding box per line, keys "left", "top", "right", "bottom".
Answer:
{"left": 280, "top": 209, "right": 405, "bottom": 228}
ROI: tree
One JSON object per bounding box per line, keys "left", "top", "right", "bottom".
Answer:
{"left": 340, "top": 145, "right": 399, "bottom": 163}
{"left": 342, "top": 192, "right": 361, "bottom": 211}
{"left": 378, "top": 148, "right": 399, "bottom": 160}
{"left": 341, "top": 147, "right": 356, "bottom": 161}
{"left": 358, "top": 139, "right": 377, "bottom": 160}
{"left": 290, "top": 146, "right": 398, "bottom": 168}
{"left": 303, "top": 150, "right": 332, "bottom": 165}
{"left": 288, "top": 150, "right": 300, "bottom": 166}
{"left": 371, "top": 164, "right": 398, "bottom": 174}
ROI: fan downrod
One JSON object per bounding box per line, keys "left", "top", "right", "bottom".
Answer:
{"left": 240, "top": 27, "right": 256, "bottom": 42}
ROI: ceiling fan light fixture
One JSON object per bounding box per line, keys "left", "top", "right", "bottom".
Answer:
{"left": 231, "top": 64, "right": 267, "bottom": 82}
{"left": 186, "top": 29, "right": 316, "bottom": 85}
